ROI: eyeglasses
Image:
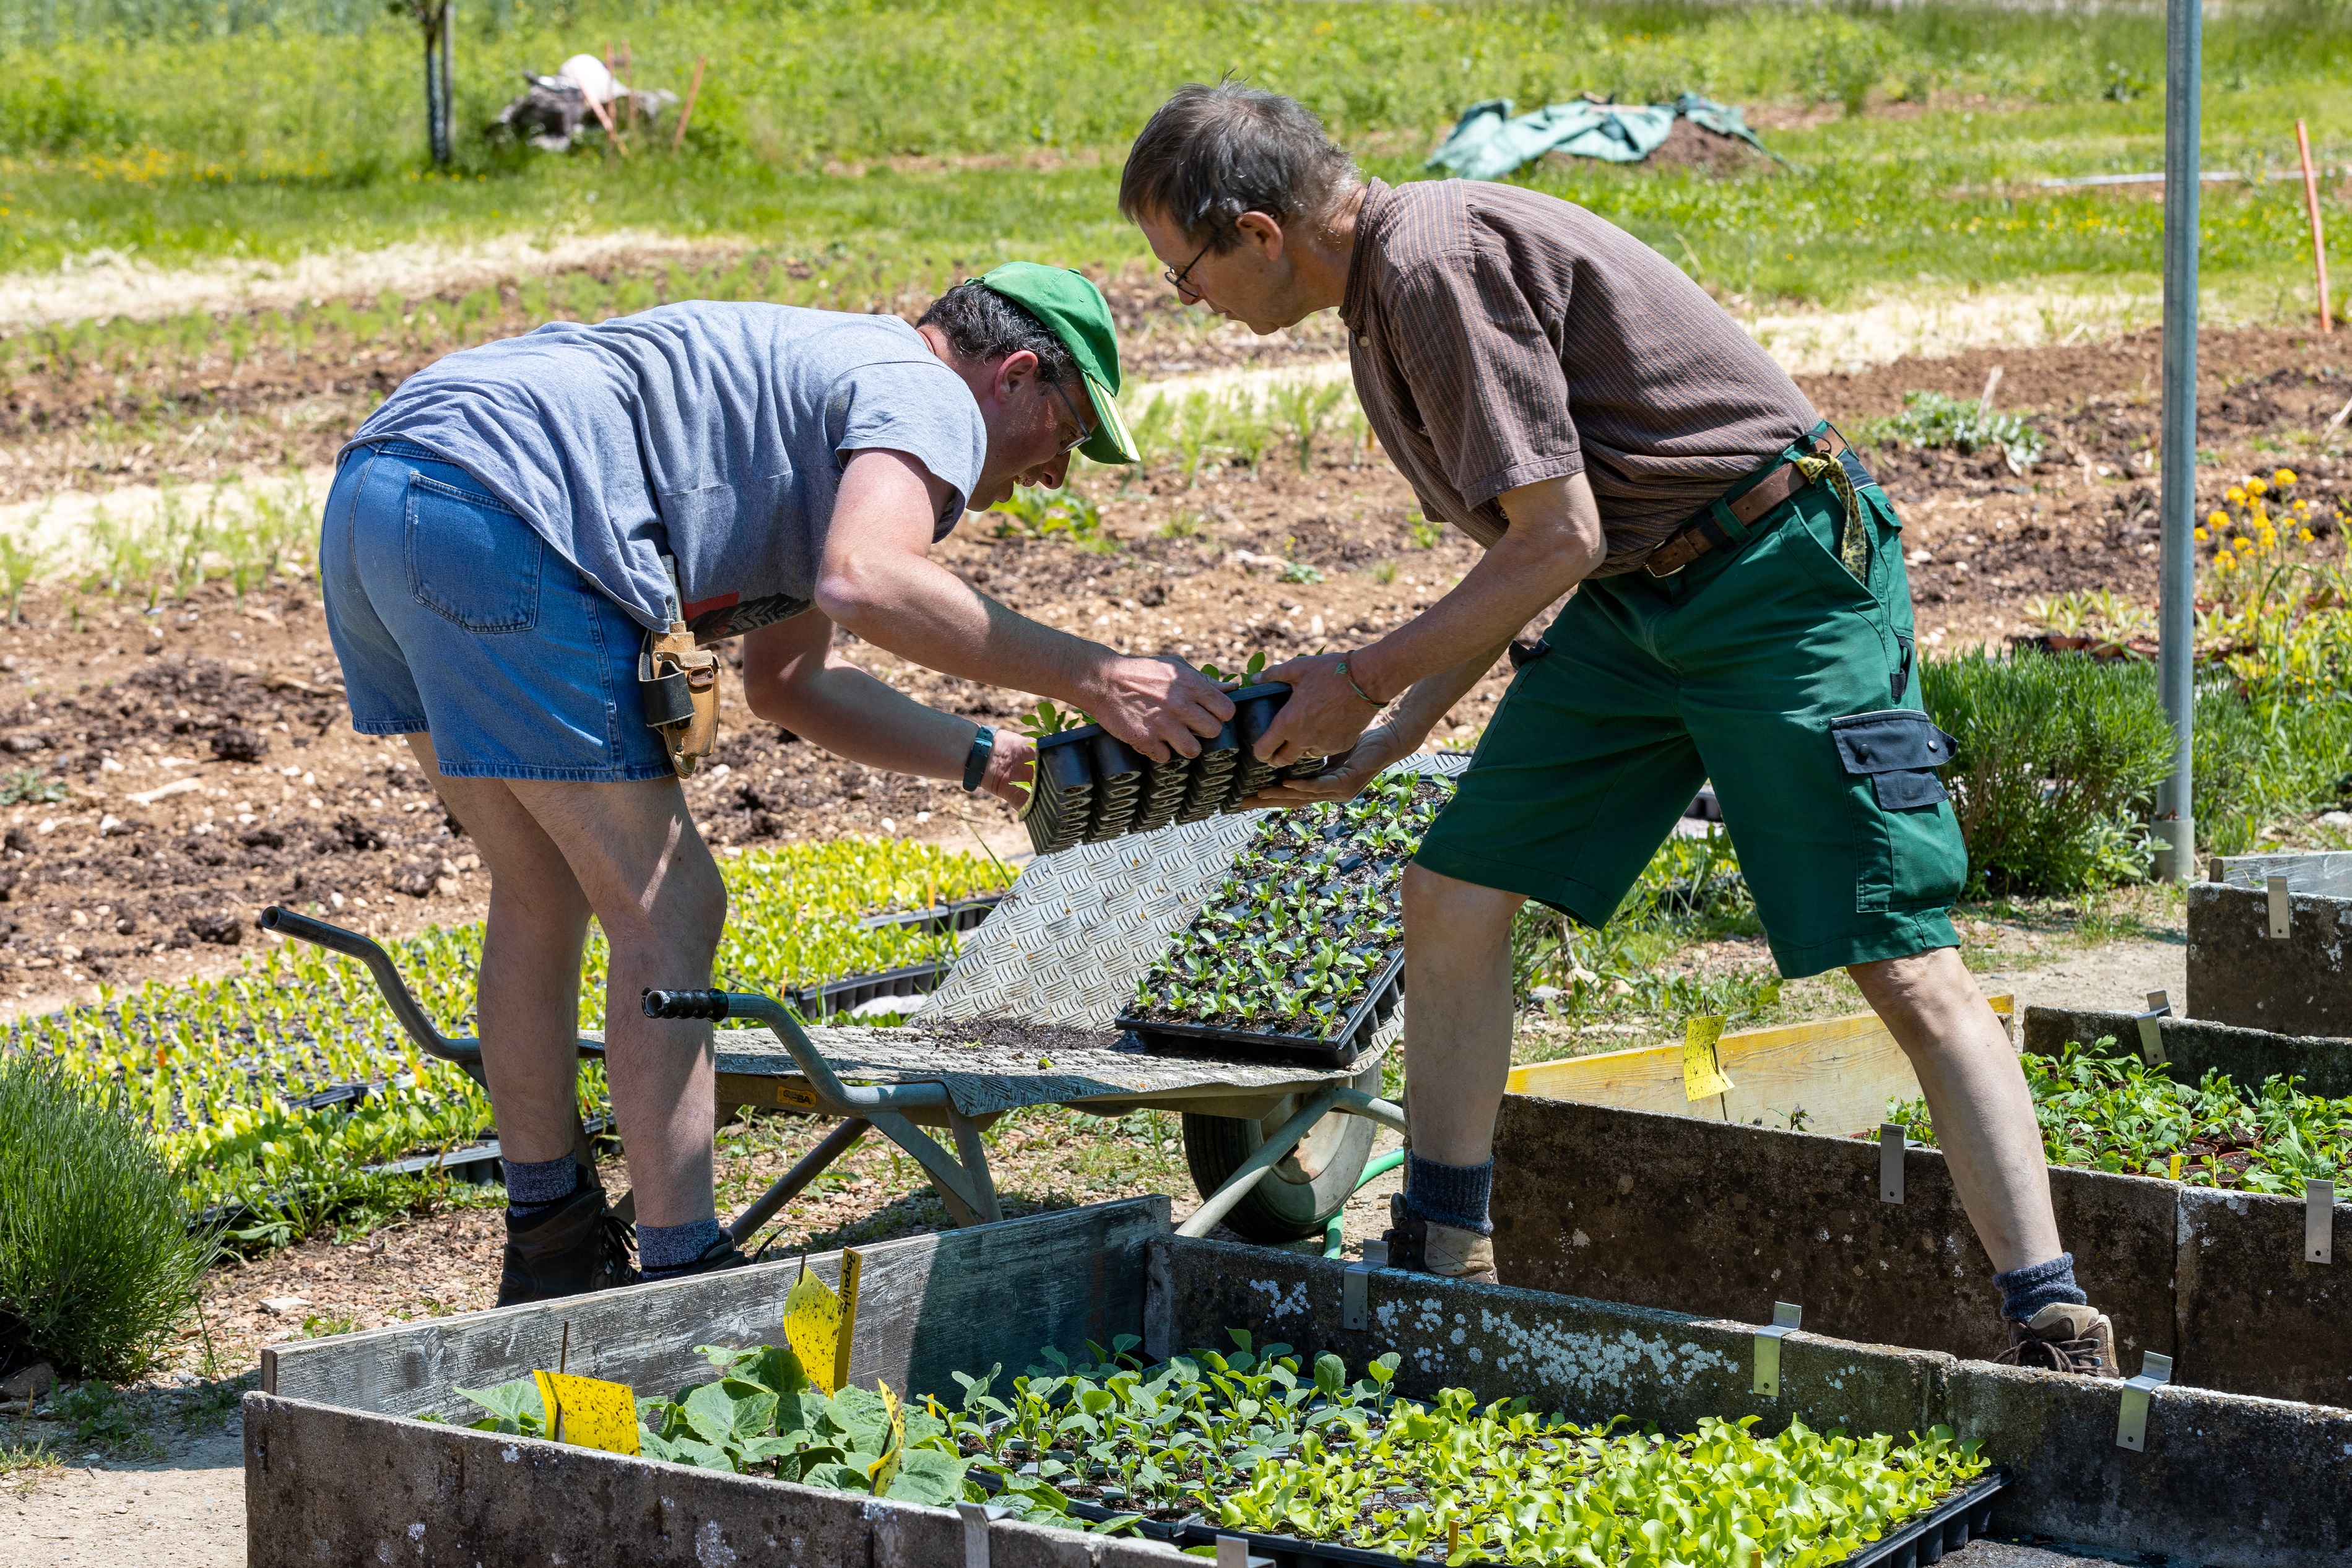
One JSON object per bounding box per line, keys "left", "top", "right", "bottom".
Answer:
{"left": 1046, "top": 376, "right": 1093, "bottom": 456}
{"left": 1162, "top": 235, "right": 1215, "bottom": 301}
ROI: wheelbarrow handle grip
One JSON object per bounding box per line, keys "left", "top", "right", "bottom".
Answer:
{"left": 258, "top": 904, "right": 485, "bottom": 1076}
{"left": 642, "top": 987, "right": 732, "bottom": 1021}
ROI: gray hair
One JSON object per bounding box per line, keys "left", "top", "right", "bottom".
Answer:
{"left": 1119, "top": 82, "right": 1358, "bottom": 253}
{"left": 917, "top": 281, "right": 1076, "bottom": 384}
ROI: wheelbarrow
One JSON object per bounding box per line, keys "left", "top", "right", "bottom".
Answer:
{"left": 256, "top": 753, "right": 1457, "bottom": 1244}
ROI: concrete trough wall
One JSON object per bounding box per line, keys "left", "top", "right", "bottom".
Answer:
{"left": 1490, "top": 1094, "right": 2351, "bottom": 1407}
{"left": 240, "top": 1191, "right": 2352, "bottom": 1567}
{"left": 2189, "top": 854, "right": 2352, "bottom": 1037}
{"left": 1153, "top": 1237, "right": 2352, "bottom": 1566}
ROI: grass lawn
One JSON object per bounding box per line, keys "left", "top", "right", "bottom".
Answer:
{"left": 4, "top": 0, "right": 2352, "bottom": 321}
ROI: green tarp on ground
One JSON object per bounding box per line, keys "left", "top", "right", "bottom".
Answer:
{"left": 1428, "top": 92, "right": 1776, "bottom": 181}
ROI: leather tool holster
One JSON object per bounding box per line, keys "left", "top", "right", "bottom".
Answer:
{"left": 641, "top": 621, "right": 720, "bottom": 777}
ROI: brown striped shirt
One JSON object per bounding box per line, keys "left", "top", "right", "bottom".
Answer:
{"left": 1339, "top": 178, "right": 1818, "bottom": 576}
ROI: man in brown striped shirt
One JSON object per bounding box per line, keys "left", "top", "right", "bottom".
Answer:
{"left": 1119, "top": 82, "right": 2120, "bottom": 1377}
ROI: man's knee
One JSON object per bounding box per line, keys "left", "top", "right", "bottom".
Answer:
{"left": 1403, "top": 862, "right": 1524, "bottom": 938}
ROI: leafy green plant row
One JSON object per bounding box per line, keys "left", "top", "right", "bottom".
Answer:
{"left": 452, "top": 1328, "right": 1991, "bottom": 1567}
{"left": 1854, "top": 390, "right": 2047, "bottom": 473}
{"left": 1890, "top": 1039, "right": 2352, "bottom": 1192}
{"left": 1129, "top": 774, "right": 1446, "bottom": 1037}
{"left": 0, "top": 837, "right": 1013, "bottom": 1244}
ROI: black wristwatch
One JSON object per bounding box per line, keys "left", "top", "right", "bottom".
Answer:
{"left": 961, "top": 724, "right": 997, "bottom": 792}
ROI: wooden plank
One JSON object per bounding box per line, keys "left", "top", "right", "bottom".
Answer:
{"left": 261, "top": 1195, "right": 1169, "bottom": 1420}
{"left": 1505, "top": 997, "right": 2012, "bottom": 1136}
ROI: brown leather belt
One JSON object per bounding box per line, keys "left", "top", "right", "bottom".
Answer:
{"left": 1642, "top": 427, "right": 1849, "bottom": 578}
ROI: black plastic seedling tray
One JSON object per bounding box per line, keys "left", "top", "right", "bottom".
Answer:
{"left": 854, "top": 894, "right": 1002, "bottom": 936}
{"left": 1044, "top": 1466, "right": 2010, "bottom": 1567}
{"left": 786, "top": 959, "right": 952, "bottom": 1020}
{"left": 1023, "top": 683, "right": 1334, "bottom": 856}
{"left": 1117, "top": 946, "right": 1404, "bottom": 1070}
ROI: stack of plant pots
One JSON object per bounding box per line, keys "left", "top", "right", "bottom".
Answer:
{"left": 1022, "top": 683, "right": 1332, "bottom": 855}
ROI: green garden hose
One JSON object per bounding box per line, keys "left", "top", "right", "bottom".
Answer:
{"left": 1322, "top": 1145, "right": 1407, "bottom": 1257}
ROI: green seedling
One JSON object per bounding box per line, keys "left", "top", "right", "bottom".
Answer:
{"left": 1892, "top": 1037, "right": 2352, "bottom": 1190}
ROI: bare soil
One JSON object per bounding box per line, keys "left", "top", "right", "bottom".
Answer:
{"left": 0, "top": 324, "right": 2338, "bottom": 1010}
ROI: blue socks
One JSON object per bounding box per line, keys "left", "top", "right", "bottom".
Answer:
{"left": 640, "top": 1218, "right": 728, "bottom": 1275}
{"left": 1992, "top": 1252, "right": 2086, "bottom": 1322}
{"left": 503, "top": 1154, "right": 583, "bottom": 1221}
{"left": 1404, "top": 1153, "right": 1495, "bottom": 1237}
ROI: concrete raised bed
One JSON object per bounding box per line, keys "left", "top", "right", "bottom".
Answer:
{"left": 246, "top": 1193, "right": 2352, "bottom": 1566}
{"left": 1491, "top": 1093, "right": 2351, "bottom": 1408}
{"left": 2189, "top": 852, "right": 2352, "bottom": 1036}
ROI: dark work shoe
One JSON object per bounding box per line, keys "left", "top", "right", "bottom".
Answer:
{"left": 640, "top": 1236, "right": 750, "bottom": 1284}
{"left": 1996, "top": 1302, "right": 2120, "bottom": 1378}
{"left": 497, "top": 1184, "right": 638, "bottom": 1306}
{"left": 1381, "top": 1193, "right": 1498, "bottom": 1284}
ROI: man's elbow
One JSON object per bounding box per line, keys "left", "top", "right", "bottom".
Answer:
{"left": 813, "top": 555, "right": 891, "bottom": 634}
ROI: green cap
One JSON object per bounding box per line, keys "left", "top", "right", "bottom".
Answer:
{"left": 974, "top": 262, "right": 1139, "bottom": 466}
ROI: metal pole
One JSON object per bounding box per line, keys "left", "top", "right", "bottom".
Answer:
{"left": 440, "top": 0, "right": 456, "bottom": 167}
{"left": 2154, "top": 0, "right": 2200, "bottom": 881}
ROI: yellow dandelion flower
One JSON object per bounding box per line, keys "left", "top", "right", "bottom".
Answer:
{"left": 2249, "top": 477, "right": 2270, "bottom": 496}
{"left": 2195, "top": 527, "right": 2210, "bottom": 542}
{"left": 2301, "top": 529, "right": 2315, "bottom": 542}
{"left": 2226, "top": 486, "right": 2248, "bottom": 503}
{"left": 2236, "top": 536, "right": 2257, "bottom": 550}
{"left": 2217, "top": 553, "right": 2238, "bottom": 572}
{"left": 2275, "top": 468, "right": 2298, "bottom": 487}
{"left": 2208, "top": 509, "right": 2229, "bottom": 528}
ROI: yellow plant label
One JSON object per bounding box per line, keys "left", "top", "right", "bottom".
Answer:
{"left": 532, "top": 1371, "right": 640, "bottom": 1455}
{"left": 1683, "top": 1015, "right": 1734, "bottom": 1101}
{"left": 866, "top": 1381, "right": 906, "bottom": 1494}
{"left": 784, "top": 1249, "right": 861, "bottom": 1397}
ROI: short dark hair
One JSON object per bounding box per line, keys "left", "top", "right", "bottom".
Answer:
{"left": 1119, "top": 82, "right": 1356, "bottom": 253}
{"left": 917, "top": 281, "right": 1075, "bottom": 384}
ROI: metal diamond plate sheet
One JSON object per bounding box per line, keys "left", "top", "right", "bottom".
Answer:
{"left": 919, "top": 752, "right": 1470, "bottom": 1031}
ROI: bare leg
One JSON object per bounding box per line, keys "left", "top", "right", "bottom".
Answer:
{"left": 1400, "top": 864, "right": 1525, "bottom": 1165}
{"left": 1851, "top": 946, "right": 2062, "bottom": 1274}
{"left": 406, "top": 735, "right": 727, "bottom": 1229}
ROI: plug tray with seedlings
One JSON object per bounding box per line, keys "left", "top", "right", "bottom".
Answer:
{"left": 939, "top": 1333, "right": 2006, "bottom": 1568}
{"left": 1119, "top": 773, "right": 1451, "bottom": 1069}
{"left": 1022, "top": 682, "right": 1335, "bottom": 856}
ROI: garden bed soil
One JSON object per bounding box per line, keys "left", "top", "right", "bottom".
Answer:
{"left": 0, "top": 324, "right": 2340, "bottom": 1011}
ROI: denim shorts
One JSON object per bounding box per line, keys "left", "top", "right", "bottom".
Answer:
{"left": 319, "top": 441, "right": 675, "bottom": 782}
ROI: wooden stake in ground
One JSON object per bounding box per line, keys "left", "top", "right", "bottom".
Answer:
{"left": 2296, "top": 119, "right": 2333, "bottom": 333}
{"left": 673, "top": 55, "right": 707, "bottom": 153}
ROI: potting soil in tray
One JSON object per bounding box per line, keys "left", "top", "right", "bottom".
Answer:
{"left": 500, "top": 1328, "right": 2000, "bottom": 1567}
{"left": 1022, "top": 683, "right": 1337, "bottom": 855}
{"left": 1119, "top": 771, "right": 1451, "bottom": 1068}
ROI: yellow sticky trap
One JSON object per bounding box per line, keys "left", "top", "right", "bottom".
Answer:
{"left": 1683, "top": 1015, "right": 1734, "bottom": 1101}
{"left": 866, "top": 1381, "right": 906, "bottom": 1494}
{"left": 532, "top": 1371, "right": 640, "bottom": 1455}
{"left": 784, "top": 1249, "right": 862, "bottom": 1397}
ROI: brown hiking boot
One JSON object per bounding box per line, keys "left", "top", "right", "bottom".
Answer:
{"left": 497, "top": 1179, "right": 638, "bottom": 1306}
{"left": 1997, "top": 1302, "right": 2120, "bottom": 1378}
{"left": 1381, "top": 1194, "right": 1498, "bottom": 1284}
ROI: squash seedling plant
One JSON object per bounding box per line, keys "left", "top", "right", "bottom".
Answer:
{"left": 460, "top": 1330, "right": 1991, "bottom": 1567}
{"left": 1128, "top": 773, "right": 1449, "bottom": 1038}
{"left": 1889, "top": 1038, "right": 2352, "bottom": 1191}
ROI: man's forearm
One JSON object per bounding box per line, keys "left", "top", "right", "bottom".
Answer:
{"left": 1350, "top": 528, "right": 1589, "bottom": 703}
{"left": 820, "top": 550, "right": 1104, "bottom": 706}
{"left": 1387, "top": 639, "right": 1514, "bottom": 746}
{"left": 750, "top": 661, "right": 978, "bottom": 779}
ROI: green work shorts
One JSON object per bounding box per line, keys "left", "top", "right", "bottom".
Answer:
{"left": 1413, "top": 450, "right": 1969, "bottom": 979}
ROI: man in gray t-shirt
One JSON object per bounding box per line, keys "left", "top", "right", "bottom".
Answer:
{"left": 321, "top": 264, "right": 1231, "bottom": 1305}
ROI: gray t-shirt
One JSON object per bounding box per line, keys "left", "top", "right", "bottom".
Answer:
{"left": 345, "top": 303, "right": 986, "bottom": 641}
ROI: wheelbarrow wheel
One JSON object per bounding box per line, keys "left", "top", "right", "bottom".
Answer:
{"left": 1181, "top": 1060, "right": 1384, "bottom": 1243}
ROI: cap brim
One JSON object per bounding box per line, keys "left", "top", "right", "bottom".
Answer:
{"left": 1078, "top": 373, "right": 1139, "bottom": 464}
